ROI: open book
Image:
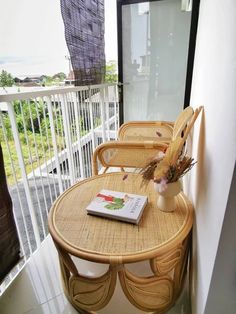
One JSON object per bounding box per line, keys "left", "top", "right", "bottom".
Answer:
{"left": 86, "top": 189, "right": 148, "bottom": 224}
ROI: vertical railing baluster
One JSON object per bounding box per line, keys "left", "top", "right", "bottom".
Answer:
{"left": 72, "top": 91, "right": 84, "bottom": 180}
{"left": 60, "top": 94, "right": 76, "bottom": 185}
{"left": 100, "top": 87, "right": 106, "bottom": 143}
{"left": 28, "top": 99, "right": 48, "bottom": 216}
{"left": 88, "top": 87, "right": 96, "bottom": 152}
{"left": 55, "top": 95, "right": 68, "bottom": 189}
{"left": 105, "top": 86, "right": 110, "bottom": 141}
{"left": 20, "top": 100, "right": 46, "bottom": 239}
{"left": 113, "top": 85, "right": 119, "bottom": 138}
{"left": 41, "top": 99, "right": 58, "bottom": 198}
{"left": 116, "top": 84, "right": 120, "bottom": 133}
{"left": 82, "top": 89, "right": 89, "bottom": 177}
{"left": 68, "top": 92, "right": 79, "bottom": 180}
{"left": 7, "top": 102, "right": 41, "bottom": 248}
{"left": 35, "top": 99, "right": 53, "bottom": 204}
{"left": 46, "top": 96, "right": 63, "bottom": 194}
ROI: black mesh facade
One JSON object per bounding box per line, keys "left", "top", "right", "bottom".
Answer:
{"left": 61, "top": 0, "right": 105, "bottom": 85}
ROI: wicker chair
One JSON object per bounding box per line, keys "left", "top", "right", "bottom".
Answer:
{"left": 92, "top": 106, "right": 203, "bottom": 175}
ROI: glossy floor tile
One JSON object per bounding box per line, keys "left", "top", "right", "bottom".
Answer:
{"left": 0, "top": 236, "right": 190, "bottom": 314}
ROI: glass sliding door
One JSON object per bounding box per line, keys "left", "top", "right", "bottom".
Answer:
{"left": 119, "top": 0, "right": 192, "bottom": 122}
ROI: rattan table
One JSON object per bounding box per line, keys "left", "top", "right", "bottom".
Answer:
{"left": 48, "top": 172, "right": 193, "bottom": 313}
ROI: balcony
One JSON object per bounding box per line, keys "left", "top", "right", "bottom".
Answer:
{"left": 1, "top": 0, "right": 235, "bottom": 312}
{"left": 0, "top": 83, "right": 119, "bottom": 287}
{"left": 0, "top": 84, "right": 190, "bottom": 313}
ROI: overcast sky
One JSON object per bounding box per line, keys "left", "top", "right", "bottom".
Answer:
{"left": 0, "top": 0, "right": 117, "bottom": 77}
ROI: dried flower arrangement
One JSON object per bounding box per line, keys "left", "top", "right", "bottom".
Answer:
{"left": 140, "top": 137, "right": 196, "bottom": 192}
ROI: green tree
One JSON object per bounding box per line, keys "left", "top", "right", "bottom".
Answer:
{"left": 42, "top": 75, "right": 54, "bottom": 86}
{"left": 105, "top": 61, "right": 118, "bottom": 83}
{"left": 0, "top": 70, "right": 14, "bottom": 87}
{"left": 53, "top": 72, "right": 66, "bottom": 81}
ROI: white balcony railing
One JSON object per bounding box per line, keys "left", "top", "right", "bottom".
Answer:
{"left": 0, "top": 83, "right": 119, "bottom": 294}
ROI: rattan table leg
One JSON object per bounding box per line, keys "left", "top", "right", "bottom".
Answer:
{"left": 55, "top": 234, "right": 191, "bottom": 313}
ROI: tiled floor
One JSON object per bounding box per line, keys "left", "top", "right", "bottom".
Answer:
{"left": 0, "top": 236, "right": 190, "bottom": 314}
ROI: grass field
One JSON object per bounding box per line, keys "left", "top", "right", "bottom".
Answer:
{"left": 1, "top": 133, "right": 64, "bottom": 185}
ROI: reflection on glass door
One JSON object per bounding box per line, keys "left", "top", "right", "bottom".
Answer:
{"left": 121, "top": 0, "right": 192, "bottom": 122}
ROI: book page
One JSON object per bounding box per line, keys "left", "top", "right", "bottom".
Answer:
{"left": 86, "top": 189, "right": 147, "bottom": 222}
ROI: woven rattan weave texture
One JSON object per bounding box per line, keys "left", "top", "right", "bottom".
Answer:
{"left": 48, "top": 172, "right": 193, "bottom": 313}
{"left": 49, "top": 173, "right": 193, "bottom": 263}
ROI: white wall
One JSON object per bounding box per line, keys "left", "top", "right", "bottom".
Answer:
{"left": 187, "top": 1, "right": 236, "bottom": 313}
{"left": 204, "top": 165, "right": 236, "bottom": 313}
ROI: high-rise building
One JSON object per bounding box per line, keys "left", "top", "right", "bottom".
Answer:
{"left": 61, "top": 0, "right": 105, "bottom": 85}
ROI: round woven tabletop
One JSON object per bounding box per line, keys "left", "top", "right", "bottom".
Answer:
{"left": 48, "top": 172, "right": 193, "bottom": 264}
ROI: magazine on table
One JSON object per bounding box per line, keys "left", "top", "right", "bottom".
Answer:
{"left": 86, "top": 189, "right": 148, "bottom": 224}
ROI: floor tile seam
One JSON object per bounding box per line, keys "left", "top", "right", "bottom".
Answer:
{"left": 22, "top": 292, "right": 65, "bottom": 314}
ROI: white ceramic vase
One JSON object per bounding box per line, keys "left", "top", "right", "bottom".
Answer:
{"left": 154, "top": 180, "right": 182, "bottom": 212}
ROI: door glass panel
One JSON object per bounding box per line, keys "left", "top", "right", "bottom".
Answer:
{"left": 122, "top": 0, "right": 191, "bottom": 121}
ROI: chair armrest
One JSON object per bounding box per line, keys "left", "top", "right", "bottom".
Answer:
{"left": 118, "top": 121, "right": 174, "bottom": 141}
{"left": 92, "top": 140, "right": 168, "bottom": 175}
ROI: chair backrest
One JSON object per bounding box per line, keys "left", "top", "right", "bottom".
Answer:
{"left": 172, "top": 106, "right": 194, "bottom": 141}
{"left": 181, "top": 106, "right": 203, "bottom": 142}
{"left": 92, "top": 106, "right": 203, "bottom": 175}
{"left": 118, "top": 106, "right": 198, "bottom": 143}
{"left": 118, "top": 121, "right": 173, "bottom": 141}
{"left": 92, "top": 141, "right": 168, "bottom": 175}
